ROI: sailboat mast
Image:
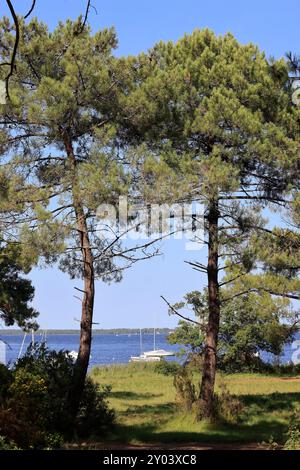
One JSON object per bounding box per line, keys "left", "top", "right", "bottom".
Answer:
{"left": 18, "top": 332, "right": 27, "bottom": 359}
{"left": 140, "top": 328, "right": 143, "bottom": 354}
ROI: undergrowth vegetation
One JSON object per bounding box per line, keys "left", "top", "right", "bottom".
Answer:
{"left": 0, "top": 345, "right": 114, "bottom": 449}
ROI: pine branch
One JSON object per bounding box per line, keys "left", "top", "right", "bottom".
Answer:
{"left": 184, "top": 260, "right": 208, "bottom": 273}
{"left": 219, "top": 272, "right": 247, "bottom": 287}
{"left": 223, "top": 287, "right": 300, "bottom": 303}
{"left": 3, "top": 1, "right": 20, "bottom": 101}
{"left": 161, "top": 296, "right": 201, "bottom": 326}
{"left": 24, "top": 0, "right": 36, "bottom": 19}
{"left": 76, "top": 0, "right": 91, "bottom": 35}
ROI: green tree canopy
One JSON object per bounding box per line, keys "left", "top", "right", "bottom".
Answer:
{"left": 168, "top": 290, "right": 298, "bottom": 372}
{"left": 0, "top": 243, "right": 38, "bottom": 330}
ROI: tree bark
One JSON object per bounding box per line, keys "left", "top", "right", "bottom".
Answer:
{"left": 199, "top": 199, "right": 220, "bottom": 418}
{"left": 63, "top": 132, "right": 95, "bottom": 418}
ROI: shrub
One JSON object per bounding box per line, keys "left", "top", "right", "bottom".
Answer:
{"left": 194, "top": 383, "right": 244, "bottom": 424}
{"left": 8, "top": 368, "right": 49, "bottom": 426}
{"left": 13, "top": 344, "right": 75, "bottom": 435}
{"left": 173, "top": 367, "right": 196, "bottom": 412}
{"left": 0, "top": 435, "right": 19, "bottom": 450}
{"left": 283, "top": 425, "right": 300, "bottom": 450}
{"left": 283, "top": 413, "right": 300, "bottom": 450}
{"left": 42, "top": 432, "right": 63, "bottom": 450}
{"left": 172, "top": 370, "right": 245, "bottom": 424}
{"left": 273, "top": 363, "right": 300, "bottom": 376}
{"left": 211, "top": 382, "right": 245, "bottom": 424}
{"left": 154, "top": 361, "right": 181, "bottom": 376}
{"left": 0, "top": 408, "right": 43, "bottom": 449}
{"left": 76, "top": 379, "right": 115, "bottom": 438}
{"left": 0, "top": 344, "right": 114, "bottom": 448}
{"left": 0, "top": 363, "right": 13, "bottom": 402}
{"left": 219, "top": 354, "right": 273, "bottom": 374}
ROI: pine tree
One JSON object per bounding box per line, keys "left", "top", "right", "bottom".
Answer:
{"left": 123, "top": 30, "right": 299, "bottom": 417}
{"left": 0, "top": 17, "right": 158, "bottom": 417}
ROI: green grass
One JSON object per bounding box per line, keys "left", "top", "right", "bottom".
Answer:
{"left": 90, "top": 363, "right": 300, "bottom": 446}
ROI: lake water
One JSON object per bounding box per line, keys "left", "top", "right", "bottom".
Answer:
{"left": 0, "top": 332, "right": 180, "bottom": 367}
{"left": 1, "top": 332, "right": 300, "bottom": 368}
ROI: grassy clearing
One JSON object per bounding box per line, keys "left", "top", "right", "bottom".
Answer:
{"left": 90, "top": 363, "right": 300, "bottom": 446}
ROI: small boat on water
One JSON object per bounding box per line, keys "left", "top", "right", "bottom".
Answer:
{"left": 129, "top": 328, "right": 174, "bottom": 363}
{"left": 130, "top": 354, "right": 161, "bottom": 363}
{"left": 143, "top": 349, "right": 175, "bottom": 358}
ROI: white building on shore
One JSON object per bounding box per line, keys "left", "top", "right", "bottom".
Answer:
{"left": 0, "top": 340, "right": 6, "bottom": 365}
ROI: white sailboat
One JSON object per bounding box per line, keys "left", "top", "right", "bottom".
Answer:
{"left": 143, "top": 349, "right": 175, "bottom": 358}
{"left": 130, "top": 327, "right": 174, "bottom": 363}
{"left": 143, "top": 327, "right": 175, "bottom": 358}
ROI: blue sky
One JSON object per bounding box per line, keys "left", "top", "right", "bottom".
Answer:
{"left": 8, "top": 0, "right": 299, "bottom": 58}
{"left": 2, "top": 0, "right": 299, "bottom": 329}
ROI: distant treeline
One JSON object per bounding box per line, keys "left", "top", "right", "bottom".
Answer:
{"left": 0, "top": 328, "right": 173, "bottom": 336}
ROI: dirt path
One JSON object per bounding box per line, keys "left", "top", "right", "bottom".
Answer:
{"left": 67, "top": 442, "right": 270, "bottom": 451}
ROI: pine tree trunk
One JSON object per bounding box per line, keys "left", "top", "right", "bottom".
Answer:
{"left": 63, "top": 133, "right": 95, "bottom": 418}
{"left": 199, "top": 199, "right": 220, "bottom": 418}
{"left": 70, "top": 205, "right": 94, "bottom": 417}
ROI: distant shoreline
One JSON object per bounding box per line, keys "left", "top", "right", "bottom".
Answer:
{"left": 0, "top": 328, "right": 174, "bottom": 336}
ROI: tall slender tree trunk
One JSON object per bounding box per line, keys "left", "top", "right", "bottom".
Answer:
{"left": 63, "top": 132, "right": 95, "bottom": 418}
{"left": 199, "top": 199, "right": 220, "bottom": 418}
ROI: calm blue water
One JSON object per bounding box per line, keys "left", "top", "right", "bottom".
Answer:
{"left": 0, "top": 333, "right": 180, "bottom": 368}
{"left": 1, "top": 332, "right": 299, "bottom": 368}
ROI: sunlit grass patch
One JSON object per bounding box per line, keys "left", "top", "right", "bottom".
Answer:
{"left": 90, "top": 364, "right": 300, "bottom": 446}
